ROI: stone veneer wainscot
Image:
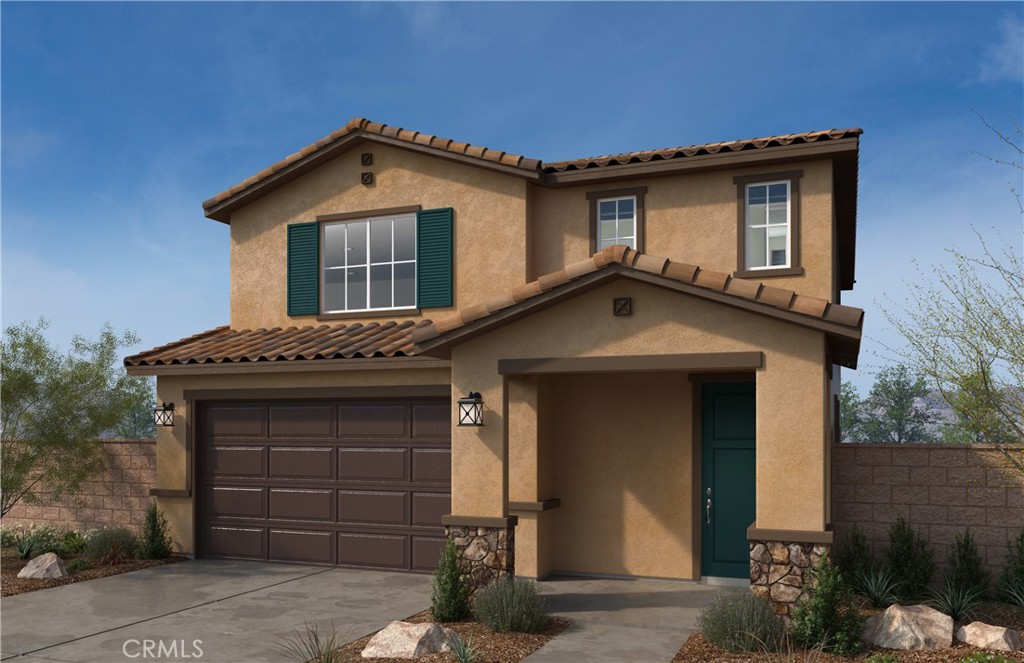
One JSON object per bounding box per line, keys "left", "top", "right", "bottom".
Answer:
{"left": 445, "top": 525, "right": 515, "bottom": 589}
{"left": 750, "top": 541, "right": 830, "bottom": 616}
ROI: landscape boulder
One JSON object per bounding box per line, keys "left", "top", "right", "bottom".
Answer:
{"left": 361, "top": 621, "right": 453, "bottom": 659}
{"left": 955, "top": 622, "right": 1023, "bottom": 651}
{"left": 862, "top": 604, "right": 953, "bottom": 650}
{"left": 16, "top": 552, "right": 68, "bottom": 580}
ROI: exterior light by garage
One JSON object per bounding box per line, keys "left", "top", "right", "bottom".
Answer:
{"left": 457, "top": 392, "right": 484, "bottom": 427}
{"left": 153, "top": 402, "right": 175, "bottom": 427}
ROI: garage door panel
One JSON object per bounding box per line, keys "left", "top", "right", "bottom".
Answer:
{"left": 337, "top": 405, "right": 408, "bottom": 437}
{"left": 412, "top": 448, "right": 451, "bottom": 483}
{"left": 412, "top": 404, "right": 450, "bottom": 438}
{"left": 205, "top": 486, "right": 266, "bottom": 519}
{"left": 269, "top": 405, "right": 334, "bottom": 437}
{"left": 269, "top": 529, "right": 334, "bottom": 565}
{"left": 338, "top": 532, "right": 408, "bottom": 569}
{"left": 411, "top": 492, "right": 450, "bottom": 527}
{"left": 338, "top": 490, "right": 407, "bottom": 525}
{"left": 411, "top": 536, "right": 445, "bottom": 571}
{"left": 270, "top": 447, "right": 334, "bottom": 480}
{"left": 204, "top": 405, "right": 267, "bottom": 438}
{"left": 338, "top": 447, "right": 407, "bottom": 481}
{"left": 205, "top": 526, "right": 265, "bottom": 559}
{"left": 200, "top": 398, "right": 449, "bottom": 571}
{"left": 206, "top": 446, "right": 266, "bottom": 478}
{"left": 269, "top": 488, "right": 334, "bottom": 521}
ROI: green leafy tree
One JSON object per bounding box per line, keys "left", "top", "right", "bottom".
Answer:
{"left": 839, "top": 382, "right": 864, "bottom": 442}
{"left": 1, "top": 319, "right": 151, "bottom": 517}
{"left": 883, "top": 113, "right": 1023, "bottom": 474}
{"left": 112, "top": 376, "right": 156, "bottom": 439}
{"left": 861, "top": 364, "right": 935, "bottom": 443}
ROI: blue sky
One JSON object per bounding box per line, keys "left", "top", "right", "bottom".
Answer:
{"left": 2, "top": 1, "right": 1021, "bottom": 392}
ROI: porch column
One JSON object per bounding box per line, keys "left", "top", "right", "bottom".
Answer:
{"left": 507, "top": 377, "right": 543, "bottom": 578}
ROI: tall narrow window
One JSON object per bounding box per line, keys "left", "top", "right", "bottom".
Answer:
{"left": 321, "top": 213, "right": 417, "bottom": 313}
{"left": 596, "top": 196, "right": 637, "bottom": 250}
{"left": 745, "top": 181, "right": 790, "bottom": 269}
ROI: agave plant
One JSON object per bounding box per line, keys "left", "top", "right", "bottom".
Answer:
{"left": 928, "top": 578, "right": 984, "bottom": 621}
{"left": 856, "top": 564, "right": 900, "bottom": 608}
{"left": 1000, "top": 579, "right": 1024, "bottom": 609}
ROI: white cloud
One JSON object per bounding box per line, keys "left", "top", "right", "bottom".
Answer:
{"left": 979, "top": 13, "right": 1024, "bottom": 83}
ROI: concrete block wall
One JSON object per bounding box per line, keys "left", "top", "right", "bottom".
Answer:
{"left": 832, "top": 444, "right": 1024, "bottom": 581}
{"left": 2, "top": 439, "right": 156, "bottom": 533}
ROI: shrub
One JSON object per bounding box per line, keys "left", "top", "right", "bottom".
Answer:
{"left": 835, "top": 524, "right": 872, "bottom": 585}
{"left": 947, "top": 529, "right": 989, "bottom": 596}
{"left": 60, "top": 529, "right": 89, "bottom": 556}
{"left": 274, "top": 621, "right": 342, "bottom": 663}
{"left": 447, "top": 632, "right": 479, "bottom": 663}
{"left": 696, "top": 589, "right": 783, "bottom": 653}
{"left": 85, "top": 527, "right": 138, "bottom": 566}
{"left": 866, "top": 655, "right": 900, "bottom": 663}
{"left": 929, "top": 577, "right": 983, "bottom": 621}
{"left": 884, "top": 516, "right": 935, "bottom": 601}
{"left": 430, "top": 540, "right": 471, "bottom": 622}
{"left": 0, "top": 525, "right": 24, "bottom": 548}
{"left": 139, "top": 502, "right": 173, "bottom": 560}
{"left": 856, "top": 564, "right": 900, "bottom": 608}
{"left": 791, "top": 557, "right": 864, "bottom": 656}
{"left": 959, "top": 653, "right": 1014, "bottom": 663}
{"left": 998, "top": 528, "right": 1024, "bottom": 603}
{"left": 66, "top": 558, "right": 91, "bottom": 573}
{"left": 473, "top": 577, "right": 549, "bottom": 633}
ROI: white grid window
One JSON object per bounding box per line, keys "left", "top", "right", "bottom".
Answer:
{"left": 322, "top": 213, "right": 417, "bottom": 313}
{"left": 596, "top": 196, "right": 636, "bottom": 250}
{"left": 745, "top": 182, "right": 790, "bottom": 269}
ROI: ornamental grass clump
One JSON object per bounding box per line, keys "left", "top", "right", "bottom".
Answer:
{"left": 430, "top": 540, "right": 471, "bottom": 622}
{"left": 696, "top": 589, "right": 783, "bottom": 653}
{"left": 473, "top": 577, "right": 549, "bottom": 633}
{"left": 85, "top": 527, "right": 138, "bottom": 566}
{"left": 791, "top": 557, "right": 864, "bottom": 656}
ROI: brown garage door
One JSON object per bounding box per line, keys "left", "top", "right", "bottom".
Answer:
{"left": 197, "top": 398, "right": 451, "bottom": 571}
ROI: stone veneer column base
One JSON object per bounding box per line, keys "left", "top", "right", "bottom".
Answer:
{"left": 749, "top": 541, "right": 830, "bottom": 616}
{"left": 445, "top": 525, "right": 515, "bottom": 590}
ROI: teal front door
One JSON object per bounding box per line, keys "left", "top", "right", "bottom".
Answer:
{"left": 700, "top": 382, "right": 756, "bottom": 578}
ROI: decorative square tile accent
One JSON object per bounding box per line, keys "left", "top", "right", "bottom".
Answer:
{"left": 360, "top": 172, "right": 374, "bottom": 185}
{"left": 613, "top": 297, "right": 632, "bottom": 316}
{"left": 360, "top": 152, "right": 373, "bottom": 166}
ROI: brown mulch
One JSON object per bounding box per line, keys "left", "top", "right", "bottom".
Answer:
{"left": 1, "top": 547, "right": 185, "bottom": 597}
{"left": 673, "top": 602, "right": 1024, "bottom": 663}
{"left": 335, "top": 610, "right": 572, "bottom": 663}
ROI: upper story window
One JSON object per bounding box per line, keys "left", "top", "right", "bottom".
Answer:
{"left": 745, "top": 181, "right": 790, "bottom": 269}
{"left": 321, "top": 213, "right": 417, "bottom": 313}
{"left": 586, "top": 186, "right": 647, "bottom": 254}
{"left": 733, "top": 171, "right": 804, "bottom": 278}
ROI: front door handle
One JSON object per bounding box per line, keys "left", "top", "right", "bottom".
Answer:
{"left": 706, "top": 497, "right": 712, "bottom": 524}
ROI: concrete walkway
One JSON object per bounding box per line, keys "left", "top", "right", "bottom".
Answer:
{"left": 1, "top": 560, "right": 432, "bottom": 663}
{"left": 524, "top": 576, "right": 722, "bottom": 663}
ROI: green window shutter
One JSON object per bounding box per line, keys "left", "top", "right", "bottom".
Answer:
{"left": 417, "top": 208, "right": 453, "bottom": 308}
{"left": 287, "top": 222, "right": 319, "bottom": 316}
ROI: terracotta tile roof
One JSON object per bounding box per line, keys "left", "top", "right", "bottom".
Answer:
{"left": 411, "top": 245, "right": 863, "bottom": 364}
{"left": 542, "top": 128, "right": 863, "bottom": 173}
{"left": 202, "top": 119, "right": 861, "bottom": 216}
{"left": 125, "top": 320, "right": 432, "bottom": 367}
{"left": 202, "top": 118, "right": 541, "bottom": 211}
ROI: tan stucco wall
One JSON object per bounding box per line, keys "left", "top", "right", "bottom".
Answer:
{"left": 450, "top": 277, "right": 829, "bottom": 578}
{"left": 229, "top": 144, "right": 528, "bottom": 330}
{"left": 153, "top": 366, "right": 450, "bottom": 554}
{"left": 530, "top": 159, "right": 835, "bottom": 300}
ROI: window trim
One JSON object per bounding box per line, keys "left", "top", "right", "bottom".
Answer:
{"left": 319, "top": 211, "right": 419, "bottom": 315}
{"left": 733, "top": 171, "right": 804, "bottom": 279}
{"left": 587, "top": 186, "right": 647, "bottom": 254}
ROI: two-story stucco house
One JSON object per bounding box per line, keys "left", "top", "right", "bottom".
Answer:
{"left": 126, "top": 118, "right": 864, "bottom": 611}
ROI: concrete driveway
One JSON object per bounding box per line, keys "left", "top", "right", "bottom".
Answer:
{"left": 1, "top": 559, "right": 432, "bottom": 663}
{"left": 525, "top": 576, "right": 723, "bottom": 662}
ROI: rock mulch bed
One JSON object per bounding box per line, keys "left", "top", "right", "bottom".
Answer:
{"left": 1, "top": 547, "right": 184, "bottom": 597}
{"left": 672, "top": 601, "right": 1024, "bottom": 662}
{"left": 336, "top": 610, "right": 571, "bottom": 663}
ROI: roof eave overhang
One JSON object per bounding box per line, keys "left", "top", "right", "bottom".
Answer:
{"left": 415, "top": 266, "right": 862, "bottom": 368}
{"left": 203, "top": 132, "right": 543, "bottom": 223}
{"left": 125, "top": 355, "right": 451, "bottom": 376}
